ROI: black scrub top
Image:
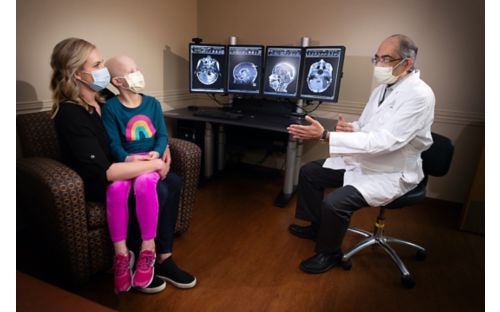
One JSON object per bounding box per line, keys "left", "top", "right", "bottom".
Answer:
{"left": 54, "top": 101, "right": 112, "bottom": 202}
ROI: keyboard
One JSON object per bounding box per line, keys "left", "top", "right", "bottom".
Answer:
{"left": 193, "top": 109, "right": 244, "bottom": 120}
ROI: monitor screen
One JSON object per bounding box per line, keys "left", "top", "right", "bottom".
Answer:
{"left": 299, "top": 46, "right": 345, "bottom": 102}
{"left": 262, "top": 46, "right": 303, "bottom": 98}
{"left": 226, "top": 45, "right": 264, "bottom": 95}
{"left": 189, "top": 44, "right": 226, "bottom": 93}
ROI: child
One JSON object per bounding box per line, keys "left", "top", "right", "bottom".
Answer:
{"left": 102, "top": 56, "right": 169, "bottom": 293}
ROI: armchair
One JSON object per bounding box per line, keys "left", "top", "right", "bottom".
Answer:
{"left": 17, "top": 111, "right": 201, "bottom": 284}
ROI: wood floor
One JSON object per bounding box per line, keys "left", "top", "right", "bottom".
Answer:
{"left": 25, "top": 166, "right": 485, "bottom": 311}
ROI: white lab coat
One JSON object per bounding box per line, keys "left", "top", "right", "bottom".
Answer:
{"left": 324, "top": 70, "right": 435, "bottom": 206}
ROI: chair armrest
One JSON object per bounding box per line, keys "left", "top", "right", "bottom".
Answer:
{"left": 17, "top": 157, "right": 91, "bottom": 283}
{"left": 168, "top": 138, "right": 201, "bottom": 234}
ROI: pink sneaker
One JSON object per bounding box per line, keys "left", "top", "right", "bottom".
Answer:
{"left": 132, "top": 250, "right": 156, "bottom": 288}
{"left": 113, "top": 250, "right": 135, "bottom": 294}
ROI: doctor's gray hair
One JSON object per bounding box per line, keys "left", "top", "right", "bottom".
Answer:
{"left": 390, "top": 34, "right": 418, "bottom": 71}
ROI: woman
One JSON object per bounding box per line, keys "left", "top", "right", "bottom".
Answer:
{"left": 50, "top": 37, "right": 196, "bottom": 294}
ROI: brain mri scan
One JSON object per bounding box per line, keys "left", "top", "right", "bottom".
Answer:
{"left": 306, "top": 59, "right": 333, "bottom": 93}
{"left": 269, "top": 62, "right": 296, "bottom": 92}
{"left": 195, "top": 55, "right": 220, "bottom": 85}
{"left": 233, "top": 62, "right": 258, "bottom": 86}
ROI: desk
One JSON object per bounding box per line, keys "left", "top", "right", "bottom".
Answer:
{"left": 164, "top": 107, "right": 335, "bottom": 207}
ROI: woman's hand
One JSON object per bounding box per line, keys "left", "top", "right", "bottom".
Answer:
{"left": 156, "top": 159, "right": 170, "bottom": 180}
{"left": 287, "top": 115, "right": 324, "bottom": 140}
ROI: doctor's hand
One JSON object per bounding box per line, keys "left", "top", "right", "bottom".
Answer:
{"left": 287, "top": 115, "right": 324, "bottom": 140}
{"left": 335, "top": 114, "right": 354, "bottom": 132}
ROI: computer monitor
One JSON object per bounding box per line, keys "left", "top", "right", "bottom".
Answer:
{"left": 262, "top": 46, "right": 303, "bottom": 98}
{"left": 189, "top": 44, "right": 226, "bottom": 93}
{"left": 299, "top": 46, "right": 346, "bottom": 102}
{"left": 226, "top": 45, "right": 264, "bottom": 95}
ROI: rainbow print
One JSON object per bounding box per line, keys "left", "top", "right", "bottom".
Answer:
{"left": 125, "top": 115, "right": 156, "bottom": 141}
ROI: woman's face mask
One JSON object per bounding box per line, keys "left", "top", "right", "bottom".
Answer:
{"left": 122, "top": 71, "right": 146, "bottom": 93}
{"left": 81, "top": 67, "right": 111, "bottom": 91}
{"left": 373, "top": 59, "right": 406, "bottom": 85}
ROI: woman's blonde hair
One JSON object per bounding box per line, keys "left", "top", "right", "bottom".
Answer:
{"left": 50, "top": 38, "right": 101, "bottom": 117}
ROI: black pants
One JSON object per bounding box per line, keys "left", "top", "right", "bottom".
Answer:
{"left": 295, "top": 160, "right": 368, "bottom": 254}
{"left": 127, "top": 172, "right": 182, "bottom": 256}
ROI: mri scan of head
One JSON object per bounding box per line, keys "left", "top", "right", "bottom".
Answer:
{"left": 195, "top": 55, "right": 220, "bottom": 85}
{"left": 233, "top": 62, "right": 258, "bottom": 86}
{"left": 307, "top": 59, "right": 333, "bottom": 93}
{"left": 268, "top": 62, "right": 296, "bottom": 92}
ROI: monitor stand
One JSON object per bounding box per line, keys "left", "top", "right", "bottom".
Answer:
{"left": 288, "top": 111, "right": 308, "bottom": 125}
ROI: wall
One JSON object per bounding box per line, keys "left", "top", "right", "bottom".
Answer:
{"left": 198, "top": 0, "right": 485, "bottom": 203}
{"left": 16, "top": 0, "right": 197, "bottom": 113}
{"left": 16, "top": 0, "right": 485, "bottom": 204}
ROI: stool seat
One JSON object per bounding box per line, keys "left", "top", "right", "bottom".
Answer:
{"left": 384, "top": 177, "right": 427, "bottom": 210}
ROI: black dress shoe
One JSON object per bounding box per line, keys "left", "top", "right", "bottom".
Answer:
{"left": 288, "top": 224, "right": 318, "bottom": 241}
{"left": 300, "top": 252, "right": 342, "bottom": 274}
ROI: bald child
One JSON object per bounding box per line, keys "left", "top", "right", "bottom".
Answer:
{"left": 101, "top": 56, "right": 170, "bottom": 292}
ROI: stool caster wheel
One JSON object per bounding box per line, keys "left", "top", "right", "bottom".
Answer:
{"left": 401, "top": 275, "right": 416, "bottom": 289}
{"left": 416, "top": 250, "right": 426, "bottom": 261}
{"left": 341, "top": 259, "right": 352, "bottom": 270}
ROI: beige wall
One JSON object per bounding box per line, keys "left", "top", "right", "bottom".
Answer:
{"left": 17, "top": 0, "right": 485, "bottom": 204}
{"left": 198, "top": 0, "right": 485, "bottom": 204}
{"left": 17, "top": 0, "right": 197, "bottom": 112}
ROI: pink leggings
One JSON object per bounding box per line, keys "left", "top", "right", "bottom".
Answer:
{"left": 106, "top": 172, "right": 160, "bottom": 242}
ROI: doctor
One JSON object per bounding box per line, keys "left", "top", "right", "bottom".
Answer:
{"left": 287, "top": 34, "right": 435, "bottom": 274}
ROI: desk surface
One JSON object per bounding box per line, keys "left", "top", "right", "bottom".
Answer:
{"left": 164, "top": 107, "right": 336, "bottom": 133}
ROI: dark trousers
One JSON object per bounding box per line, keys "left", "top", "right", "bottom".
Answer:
{"left": 296, "top": 160, "right": 368, "bottom": 254}
{"left": 127, "top": 172, "right": 182, "bottom": 256}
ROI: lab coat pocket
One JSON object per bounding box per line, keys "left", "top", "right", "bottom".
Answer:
{"left": 401, "top": 157, "right": 423, "bottom": 184}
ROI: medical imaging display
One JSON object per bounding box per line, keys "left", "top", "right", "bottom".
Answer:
{"left": 227, "top": 46, "right": 264, "bottom": 95}
{"left": 263, "top": 47, "right": 302, "bottom": 97}
{"left": 299, "top": 46, "right": 345, "bottom": 102}
{"left": 189, "top": 44, "right": 226, "bottom": 93}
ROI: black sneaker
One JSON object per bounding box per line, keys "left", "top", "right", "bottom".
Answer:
{"left": 156, "top": 257, "right": 197, "bottom": 289}
{"left": 135, "top": 275, "right": 166, "bottom": 294}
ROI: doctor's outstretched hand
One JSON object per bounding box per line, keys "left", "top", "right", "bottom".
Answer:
{"left": 335, "top": 114, "right": 354, "bottom": 132}
{"left": 287, "top": 115, "right": 324, "bottom": 140}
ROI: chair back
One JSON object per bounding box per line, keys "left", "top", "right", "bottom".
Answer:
{"left": 17, "top": 111, "right": 62, "bottom": 160}
{"left": 422, "top": 132, "right": 454, "bottom": 177}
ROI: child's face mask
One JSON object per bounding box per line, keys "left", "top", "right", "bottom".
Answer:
{"left": 122, "top": 71, "right": 146, "bottom": 93}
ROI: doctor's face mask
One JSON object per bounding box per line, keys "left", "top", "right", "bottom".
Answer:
{"left": 373, "top": 58, "right": 406, "bottom": 85}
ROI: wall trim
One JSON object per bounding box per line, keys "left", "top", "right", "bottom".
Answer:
{"left": 318, "top": 101, "right": 485, "bottom": 127}
{"left": 16, "top": 90, "right": 485, "bottom": 126}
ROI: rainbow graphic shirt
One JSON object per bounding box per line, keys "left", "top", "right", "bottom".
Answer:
{"left": 125, "top": 115, "right": 156, "bottom": 142}
{"left": 102, "top": 95, "right": 168, "bottom": 162}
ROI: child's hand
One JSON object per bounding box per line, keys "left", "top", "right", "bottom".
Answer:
{"left": 125, "top": 154, "right": 149, "bottom": 162}
{"left": 148, "top": 151, "right": 160, "bottom": 160}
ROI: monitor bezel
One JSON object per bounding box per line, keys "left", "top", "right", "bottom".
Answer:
{"left": 298, "top": 45, "right": 346, "bottom": 103}
{"left": 226, "top": 44, "right": 265, "bottom": 96}
{"left": 262, "top": 45, "right": 304, "bottom": 99}
{"left": 189, "top": 43, "right": 227, "bottom": 94}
